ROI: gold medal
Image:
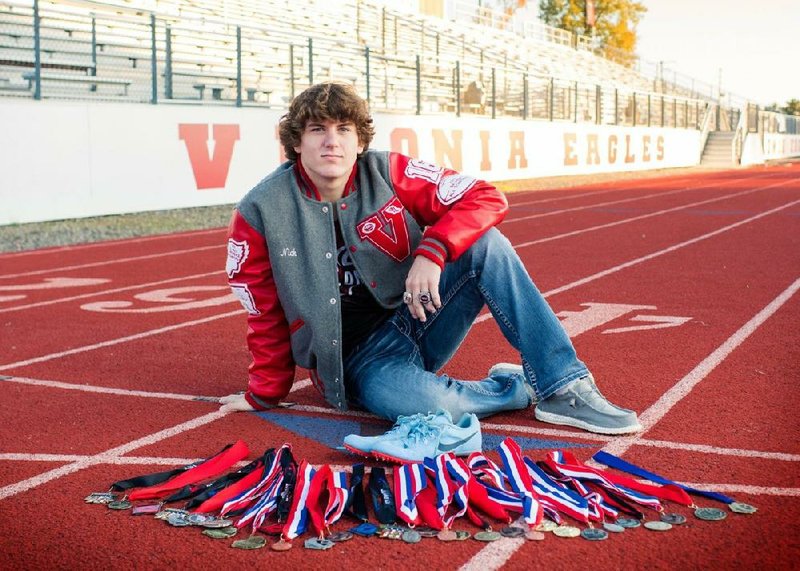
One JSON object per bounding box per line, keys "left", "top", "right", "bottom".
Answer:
{"left": 231, "top": 535, "right": 266, "bottom": 550}
{"left": 552, "top": 525, "right": 580, "bottom": 538}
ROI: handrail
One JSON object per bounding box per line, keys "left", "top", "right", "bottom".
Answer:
{"left": 698, "top": 103, "right": 716, "bottom": 163}
{"left": 732, "top": 109, "right": 747, "bottom": 164}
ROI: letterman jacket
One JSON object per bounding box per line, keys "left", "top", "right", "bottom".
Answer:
{"left": 226, "top": 150, "right": 508, "bottom": 411}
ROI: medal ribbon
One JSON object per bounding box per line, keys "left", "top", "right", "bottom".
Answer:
{"left": 522, "top": 457, "right": 589, "bottom": 523}
{"left": 343, "top": 463, "right": 368, "bottom": 522}
{"left": 592, "top": 450, "right": 733, "bottom": 504}
{"left": 240, "top": 473, "right": 284, "bottom": 532}
{"left": 191, "top": 451, "right": 273, "bottom": 513}
{"left": 546, "top": 451, "right": 664, "bottom": 512}
{"left": 170, "top": 452, "right": 269, "bottom": 507}
{"left": 497, "top": 439, "right": 543, "bottom": 527}
{"left": 558, "top": 450, "right": 693, "bottom": 507}
{"left": 323, "top": 470, "right": 351, "bottom": 526}
{"left": 124, "top": 440, "right": 249, "bottom": 501}
{"left": 442, "top": 456, "right": 470, "bottom": 528}
{"left": 281, "top": 460, "right": 316, "bottom": 540}
{"left": 219, "top": 444, "right": 288, "bottom": 517}
{"left": 394, "top": 463, "right": 427, "bottom": 526}
{"left": 467, "top": 452, "right": 508, "bottom": 490}
{"left": 424, "top": 453, "right": 467, "bottom": 528}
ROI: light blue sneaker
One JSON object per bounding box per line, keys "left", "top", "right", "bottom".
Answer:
{"left": 370, "top": 409, "right": 482, "bottom": 463}
{"left": 342, "top": 411, "right": 448, "bottom": 458}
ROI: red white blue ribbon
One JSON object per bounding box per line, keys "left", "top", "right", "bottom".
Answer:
{"left": 394, "top": 463, "right": 427, "bottom": 526}
{"left": 220, "top": 444, "right": 288, "bottom": 520}
{"left": 323, "top": 470, "right": 351, "bottom": 526}
{"left": 281, "top": 460, "right": 316, "bottom": 540}
{"left": 546, "top": 451, "right": 662, "bottom": 513}
{"left": 523, "top": 457, "right": 589, "bottom": 523}
{"left": 497, "top": 439, "right": 542, "bottom": 527}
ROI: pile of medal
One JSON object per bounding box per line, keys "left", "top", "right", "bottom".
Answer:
{"left": 84, "top": 438, "right": 757, "bottom": 551}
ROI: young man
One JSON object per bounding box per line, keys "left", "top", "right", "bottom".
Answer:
{"left": 220, "top": 82, "right": 640, "bottom": 436}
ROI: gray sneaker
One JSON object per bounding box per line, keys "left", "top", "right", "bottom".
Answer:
{"left": 534, "top": 375, "right": 642, "bottom": 435}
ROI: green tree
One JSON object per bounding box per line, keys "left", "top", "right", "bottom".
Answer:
{"left": 782, "top": 98, "right": 800, "bottom": 115}
{"left": 538, "top": 0, "right": 646, "bottom": 65}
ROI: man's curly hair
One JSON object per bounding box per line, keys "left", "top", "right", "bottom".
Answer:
{"left": 279, "top": 82, "right": 375, "bottom": 162}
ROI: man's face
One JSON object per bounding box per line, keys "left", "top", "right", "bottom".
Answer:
{"left": 294, "top": 119, "right": 363, "bottom": 191}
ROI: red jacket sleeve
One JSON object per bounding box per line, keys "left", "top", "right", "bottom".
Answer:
{"left": 388, "top": 152, "right": 508, "bottom": 268}
{"left": 226, "top": 210, "right": 295, "bottom": 409}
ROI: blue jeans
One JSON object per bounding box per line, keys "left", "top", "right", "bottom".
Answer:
{"left": 343, "top": 228, "right": 589, "bottom": 421}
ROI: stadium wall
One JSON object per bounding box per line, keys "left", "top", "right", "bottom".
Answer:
{"left": 1, "top": 99, "right": 707, "bottom": 225}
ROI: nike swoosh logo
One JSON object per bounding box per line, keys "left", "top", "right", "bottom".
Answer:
{"left": 437, "top": 433, "right": 478, "bottom": 452}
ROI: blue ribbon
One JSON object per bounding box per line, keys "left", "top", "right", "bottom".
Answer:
{"left": 592, "top": 451, "right": 735, "bottom": 504}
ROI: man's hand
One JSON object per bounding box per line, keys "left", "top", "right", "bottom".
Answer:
{"left": 219, "top": 393, "right": 256, "bottom": 413}
{"left": 404, "top": 256, "right": 442, "bottom": 322}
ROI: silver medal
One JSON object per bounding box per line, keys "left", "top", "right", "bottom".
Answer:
{"left": 660, "top": 513, "right": 687, "bottom": 525}
{"left": 729, "top": 502, "right": 757, "bottom": 514}
{"left": 581, "top": 528, "right": 608, "bottom": 541}
{"left": 644, "top": 520, "right": 672, "bottom": 531}
{"left": 616, "top": 517, "right": 641, "bottom": 528}
{"left": 694, "top": 507, "right": 727, "bottom": 521}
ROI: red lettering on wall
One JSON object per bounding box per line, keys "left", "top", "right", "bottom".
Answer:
{"left": 433, "top": 129, "right": 463, "bottom": 170}
{"left": 656, "top": 135, "right": 665, "bottom": 160}
{"left": 608, "top": 134, "right": 618, "bottom": 164}
{"left": 479, "top": 130, "right": 492, "bottom": 171}
{"left": 390, "top": 128, "right": 419, "bottom": 157}
{"left": 178, "top": 124, "right": 240, "bottom": 190}
{"left": 508, "top": 131, "right": 528, "bottom": 169}
{"left": 563, "top": 133, "right": 578, "bottom": 166}
{"left": 624, "top": 134, "right": 636, "bottom": 163}
{"left": 586, "top": 134, "right": 600, "bottom": 165}
{"left": 642, "top": 135, "right": 651, "bottom": 162}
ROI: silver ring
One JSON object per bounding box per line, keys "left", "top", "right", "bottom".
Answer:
{"left": 418, "top": 292, "right": 431, "bottom": 305}
{"left": 403, "top": 291, "right": 413, "bottom": 304}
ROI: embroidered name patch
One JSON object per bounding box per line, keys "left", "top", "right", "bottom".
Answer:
{"left": 226, "top": 239, "right": 249, "bottom": 278}
{"left": 404, "top": 158, "right": 444, "bottom": 185}
{"left": 229, "top": 283, "right": 260, "bottom": 315}
{"left": 437, "top": 174, "right": 477, "bottom": 205}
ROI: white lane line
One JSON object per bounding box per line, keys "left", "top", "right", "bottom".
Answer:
{"left": 542, "top": 198, "right": 800, "bottom": 298}
{"left": 0, "top": 310, "right": 243, "bottom": 371}
{"left": 459, "top": 537, "right": 525, "bottom": 571}
{"left": 0, "top": 410, "right": 226, "bottom": 501}
{"left": 503, "top": 170, "right": 775, "bottom": 225}
{"left": 0, "top": 271, "right": 222, "bottom": 314}
{"left": 677, "top": 483, "right": 800, "bottom": 497}
{"left": 635, "top": 437, "right": 800, "bottom": 462}
{"left": 0, "top": 375, "right": 312, "bottom": 402}
{"left": 508, "top": 172, "right": 701, "bottom": 207}
{"left": 0, "top": 228, "right": 225, "bottom": 260}
{"left": 0, "top": 375, "right": 219, "bottom": 402}
{"left": 0, "top": 244, "right": 221, "bottom": 280}
{"left": 601, "top": 276, "right": 800, "bottom": 458}
{"left": 514, "top": 178, "right": 793, "bottom": 249}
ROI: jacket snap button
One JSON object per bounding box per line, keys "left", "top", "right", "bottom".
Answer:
{"left": 332, "top": 340, "right": 338, "bottom": 346}
{"left": 325, "top": 252, "right": 332, "bottom": 259}
{"left": 340, "top": 203, "right": 348, "bottom": 210}
{"left": 322, "top": 206, "right": 329, "bottom": 213}
{"left": 329, "top": 298, "right": 336, "bottom": 304}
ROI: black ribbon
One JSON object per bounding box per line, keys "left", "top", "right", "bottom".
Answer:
{"left": 344, "top": 463, "right": 368, "bottom": 522}
{"left": 368, "top": 466, "right": 396, "bottom": 525}
{"left": 110, "top": 443, "right": 235, "bottom": 492}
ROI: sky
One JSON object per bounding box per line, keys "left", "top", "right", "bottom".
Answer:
{"left": 635, "top": 0, "right": 800, "bottom": 106}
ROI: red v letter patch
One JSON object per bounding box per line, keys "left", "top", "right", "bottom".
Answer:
{"left": 357, "top": 197, "right": 411, "bottom": 262}
{"left": 178, "top": 124, "right": 240, "bottom": 190}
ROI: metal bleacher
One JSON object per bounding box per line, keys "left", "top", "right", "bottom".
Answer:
{"left": 0, "top": 0, "right": 716, "bottom": 129}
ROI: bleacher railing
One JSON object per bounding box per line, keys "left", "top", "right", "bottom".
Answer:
{"left": 3, "top": 0, "right": 789, "bottom": 135}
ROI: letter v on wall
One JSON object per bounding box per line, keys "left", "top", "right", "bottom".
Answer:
{"left": 178, "top": 124, "right": 241, "bottom": 189}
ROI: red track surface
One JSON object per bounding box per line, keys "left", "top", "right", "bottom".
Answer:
{"left": 1, "top": 165, "right": 798, "bottom": 570}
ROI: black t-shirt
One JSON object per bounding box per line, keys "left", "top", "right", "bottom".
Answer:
{"left": 335, "top": 221, "right": 393, "bottom": 358}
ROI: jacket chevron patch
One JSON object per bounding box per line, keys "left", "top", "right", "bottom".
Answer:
{"left": 356, "top": 196, "right": 411, "bottom": 262}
